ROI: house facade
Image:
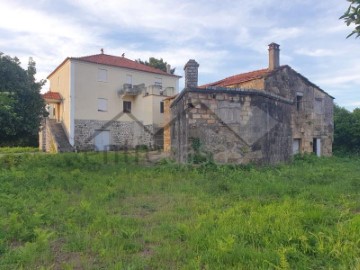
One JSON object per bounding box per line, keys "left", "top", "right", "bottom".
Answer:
{"left": 165, "top": 43, "right": 334, "bottom": 164}
{"left": 40, "top": 51, "right": 180, "bottom": 152}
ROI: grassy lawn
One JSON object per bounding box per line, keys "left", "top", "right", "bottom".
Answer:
{"left": 0, "top": 152, "right": 359, "bottom": 269}
{"left": 0, "top": 147, "right": 39, "bottom": 154}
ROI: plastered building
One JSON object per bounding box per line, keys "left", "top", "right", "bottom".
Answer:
{"left": 40, "top": 51, "right": 180, "bottom": 152}
{"left": 165, "top": 43, "right": 334, "bottom": 164}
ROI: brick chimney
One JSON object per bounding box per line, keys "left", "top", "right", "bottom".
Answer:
{"left": 268, "top": 43, "right": 280, "bottom": 70}
{"left": 184, "top": 59, "right": 199, "bottom": 88}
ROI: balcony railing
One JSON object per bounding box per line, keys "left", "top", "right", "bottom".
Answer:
{"left": 118, "top": 84, "right": 176, "bottom": 98}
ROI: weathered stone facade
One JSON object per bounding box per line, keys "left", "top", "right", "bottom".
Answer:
{"left": 167, "top": 45, "right": 334, "bottom": 165}
{"left": 74, "top": 119, "right": 158, "bottom": 151}
{"left": 170, "top": 89, "right": 293, "bottom": 164}
{"left": 264, "top": 66, "right": 333, "bottom": 156}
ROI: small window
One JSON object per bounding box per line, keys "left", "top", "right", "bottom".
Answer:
{"left": 126, "top": 75, "right": 133, "bottom": 86}
{"left": 314, "top": 98, "right": 323, "bottom": 114}
{"left": 160, "top": 101, "right": 164, "bottom": 113}
{"left": 98, "top": 68, "right": 108, "bottom": 82}
{"left": 98, "top": 98, "right": 107, "bottom": 112}
{"left": 296, "top": 95, "right": 302, "bottom": 111}
{"left": 123, "top": 101, "right": 131, "bottom": 113}
{"left": 155, "top": 77, "right": 162, "bottom": 89}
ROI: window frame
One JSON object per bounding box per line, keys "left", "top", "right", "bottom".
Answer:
{"left": 160, "top": 101, "right": 164, "bottom": 114}
{"left": 123, "top": 101, "right": 132, "bottom": 113}
{"left": 97, "top": 98, "right": 108, "bottom": 112}
{"left": 97, "top": 68, "right": 108, "bottom": 82}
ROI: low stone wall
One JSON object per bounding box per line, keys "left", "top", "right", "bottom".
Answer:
{"left": 39, "top": 118, "right": 58, "bottom": 153}
{"left": 74, "top": 119, "right": 157, "bottom": 151}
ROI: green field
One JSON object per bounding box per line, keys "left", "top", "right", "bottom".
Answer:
{"left": 0, "top": 152, "right": 359, "bottom": 269}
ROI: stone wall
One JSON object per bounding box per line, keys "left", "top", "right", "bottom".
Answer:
{"left": 39, "top": 118, "right": 58, "bottom": 153}
{"left": 228, "top": 78, "right": 265, "bottom": 91}
{"left": 170, "top": 89, "right": 293, "bottom": 164}
{"left": 264, "top": 67, "right": 334, "bottom": 156}
{"left": 74, "top": 119, "right": 156, "bottom": 151}
{"left": 163, "top": 98, "right": 172, "bottom": 152}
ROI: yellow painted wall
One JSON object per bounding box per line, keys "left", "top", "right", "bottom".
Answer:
{"left": 72, "top": 60, "right": 178, "bottom": 125}
{"left": 48, "top": 60, "right": 71, "bottom": 138}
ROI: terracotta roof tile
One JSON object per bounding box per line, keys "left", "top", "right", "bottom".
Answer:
{"left": 42, "top": 91, "right": 62, "bottom": 100}
{"left": 74, "top": 54, "right": 180, "bottom": 78}
{"left": 200, "top": 67, "right": 273, "bottom": 88}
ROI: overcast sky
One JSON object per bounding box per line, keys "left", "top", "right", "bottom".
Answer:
{"left": 0, "top": 0, "right": 359, "bottom": 110}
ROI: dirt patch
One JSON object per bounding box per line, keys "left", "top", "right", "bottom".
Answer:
{"left": 51, "top": 239, "right": 84, "bottom": 270}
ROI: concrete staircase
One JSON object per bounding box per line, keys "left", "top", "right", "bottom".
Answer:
{"left": 48, "top": 119, "right": 74, "bottom": 152}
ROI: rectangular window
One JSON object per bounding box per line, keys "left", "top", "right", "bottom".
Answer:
{"left": 126, "top": 75, "right": 133, "bottom": 86}
{"left": 155, "top": 77, "right": 162, "bottom": 89}
{"left": 292, "top": 139, "right": 301, "bottom": 155}
{"left": 97, "top": 98, "right": 107, "bottom": 112}
{"left": 296, "top": 95, "right": 302, "bottom": 111}
{"left": 313, "top": 138, "right": 321, "bottom": 157}
{"left": 160, "top": 101, "right": 164, "bottom": 113}
{"left": 314, "top": 98, "right": 323, "bottom": 114}
{"left": 123, "top": 101, "right": 131, "bottom": 113}
{"left": 98, "top": 68, "right": 108, "bottom": 82}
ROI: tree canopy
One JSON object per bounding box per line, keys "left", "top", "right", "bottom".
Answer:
{"left": 340, "top": 0, "right": 360, "bottom": 38}
{"left": 333, "top": 104, "right": 360, "bottom": 154}
{"left": 0, "top": 53, "right": 47, "bottom": 146}
{"left": 136, "top": 57, "right": 176, "bottom": 74}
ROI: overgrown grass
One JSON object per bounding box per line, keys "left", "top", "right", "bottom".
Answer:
{"left": 0, "top": 153, "right": 359, "bottom": 269}
{"left": 0, "top": 147, "right": 39, "bottom": 154}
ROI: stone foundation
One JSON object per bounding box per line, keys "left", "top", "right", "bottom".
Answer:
{"left": 74, "top": 119, "right": 159, "bottom": 151}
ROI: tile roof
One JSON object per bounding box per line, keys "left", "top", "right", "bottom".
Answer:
{"left": 200, "top": 67, "right": 275, "bottom": 88}
{"left": 42, "top": 91, "right": 62, "bottom": 100}
{"left": 48, "top": 53, "right": 181, "bottom": 79}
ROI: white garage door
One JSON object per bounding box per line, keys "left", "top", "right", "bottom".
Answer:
{"left": 95, "top": 130, "right": 110, "bottom": 151}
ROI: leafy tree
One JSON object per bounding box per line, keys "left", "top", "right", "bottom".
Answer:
{"left": 340, "top": 0, "right": 360, "bottom": 38}
{"left": 136, "top": 57, "right": 176, "bottom": 74}
{"left": 333, "top": 104, "right": 360, "bottom": 154}
{"left": 0, "top": 53, "right": 47, "bottom": 146}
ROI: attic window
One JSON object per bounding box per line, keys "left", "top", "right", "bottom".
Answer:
{"left": 296, "top": 94, "right": 303, "bottom": 111}
{"left": 98, "top": 68, "right": 108, "bottom": 82}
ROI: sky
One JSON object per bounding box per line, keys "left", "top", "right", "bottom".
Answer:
{"left": 0, "top": 0, "right": 359, "bottom": 110}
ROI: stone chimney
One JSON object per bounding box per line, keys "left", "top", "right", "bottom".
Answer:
{"left": 184, "top": 59, "right": 199, "bottom": 88}
{"left": 166, "top": 64, "right": 171, "bottom": 74}
{"left": 268, "top": 43, "right": 280, "bottom": 70}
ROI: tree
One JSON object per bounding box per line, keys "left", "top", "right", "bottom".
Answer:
{"left": 0, "top": 53, "right": 47, "bottom": 146}
{"left": 136, "top": 57, "right": 176, "bottom": 74}
{"left": 333, "top": 104, "right": 360, "bottom": 154}
{"left": 340, "top": 0, "right": 360, "bottom": 38}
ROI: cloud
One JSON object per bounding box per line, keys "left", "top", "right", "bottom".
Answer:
{"left": 295, "top": 48, "right": 338, "bottom": 57}
{"left": 0, "top": 0, "right": 358, "bottom": 110}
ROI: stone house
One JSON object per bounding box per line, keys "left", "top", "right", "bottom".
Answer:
{"left": 165, "top": 43, "right": 334, "bottom": 164}
{"left": 39, "top": 50, "right": 180, "bottom": 152}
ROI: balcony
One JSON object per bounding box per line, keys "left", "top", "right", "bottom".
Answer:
{"left": 118, "top": 83, "right": 145, "bottom": 98}
{"left": 144, "top": 86, "right": 175, "bottom": 96}
{"left": 118, "top": 84, "right": 176, "bottom": 98}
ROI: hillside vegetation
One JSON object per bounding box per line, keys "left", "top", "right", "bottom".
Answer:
{"left": 0, "top": 152, "right": 359, "bottom": 269}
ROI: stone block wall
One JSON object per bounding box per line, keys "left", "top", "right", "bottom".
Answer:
{"left": 163, "top": 98, "right": 172, "bottom": 152}
{"left": 170, "top": 89, "right": 293, "bottom": 164}
{"left": 265, "top": 66, "right": 334, "bottom": 156}
{"left": 74, "top": 119, "right": 156, "bottom": 151}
